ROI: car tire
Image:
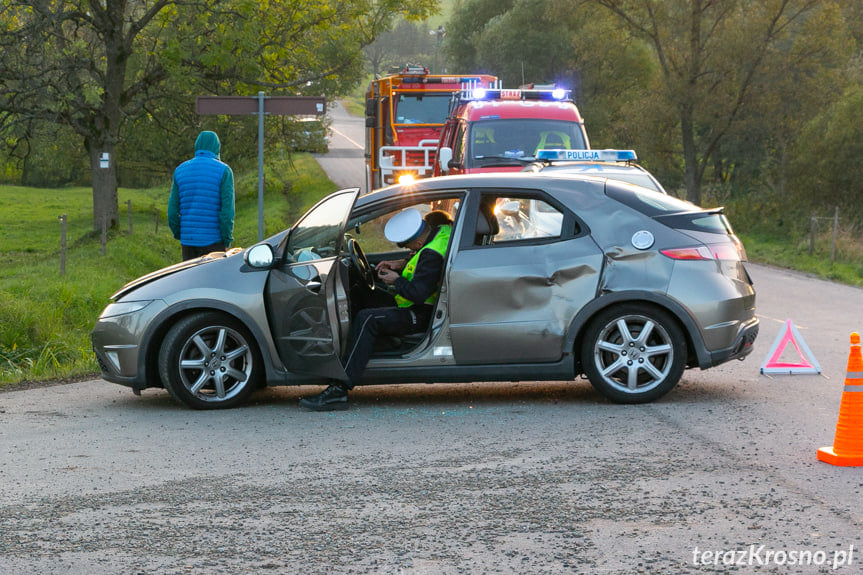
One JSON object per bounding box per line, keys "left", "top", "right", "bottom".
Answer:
{"left": 581, "top": 304, "right": 686, "bottom": 404}
{"left": 158, "top": 312, "right": 262, "bottom": 409}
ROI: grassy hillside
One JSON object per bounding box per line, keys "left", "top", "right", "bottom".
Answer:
{"left": 0, "top": 153, "right": 336, "bottom": 386}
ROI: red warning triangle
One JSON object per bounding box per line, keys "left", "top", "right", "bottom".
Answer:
{"left": 760, "top": 319, "right": 821, "bottom": 374}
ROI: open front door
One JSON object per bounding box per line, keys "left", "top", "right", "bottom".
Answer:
{"left": 266, "top": 189, "right": 359, "bottom": 381}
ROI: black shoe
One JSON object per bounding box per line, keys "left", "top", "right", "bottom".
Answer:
{"left": 299, "top": 384, "right": 349, "bottom": 411}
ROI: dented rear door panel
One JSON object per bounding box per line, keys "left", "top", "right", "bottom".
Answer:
{"left": 448, "top": 238, "right": 603, "bottom": 364}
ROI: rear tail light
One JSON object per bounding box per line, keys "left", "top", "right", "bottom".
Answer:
{"left": 660, "top": 246, "right": 713, "bottom": 260}
{"left": 661, "top": 241, "right": 745, "bottom": 262}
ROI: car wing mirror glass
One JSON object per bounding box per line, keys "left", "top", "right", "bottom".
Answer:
{"left": 438, "top": 147, "right": 453, "bottom": 173}
{"left": 245, "top": 243, "right": 275, "bottom": 269}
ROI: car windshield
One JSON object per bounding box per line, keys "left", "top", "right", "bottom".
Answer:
{"left": 394, "top": 94, "right": 451, "bottom": 124}
{"left": 468, "top": 119, "right": 586, "bottom": 166}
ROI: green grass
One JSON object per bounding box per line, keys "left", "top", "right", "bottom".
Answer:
{"left": 739, "top": 231, "right": 863, "bottom": 286}
{"left": 0, "top": 153, "right": 336, "bottom": 386}
{"left": 342, "top": 90, "right": 367, "bottom": 117}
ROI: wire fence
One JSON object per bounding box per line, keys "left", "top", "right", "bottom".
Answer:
{"left": 809, "top": 207, "right": 840, "bottom": 265}
{"left": 58, "top": 200, "right": 158, "bottom": 276}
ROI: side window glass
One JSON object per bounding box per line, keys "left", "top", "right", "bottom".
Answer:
{"left": 452, "top": 123, "right": 467, "bottom": 164}
{"left": 475, "top": 195, "right": 564, "bottom": 245}
{"left": 348, "top": 197, "right": 462, "bottom": 254}
{"left": 286, "top": 192, "right": 355, "bottom": 262}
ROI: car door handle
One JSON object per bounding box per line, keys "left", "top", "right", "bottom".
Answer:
{"left": 305, "top": 280, "right": 322, "bottom": 293}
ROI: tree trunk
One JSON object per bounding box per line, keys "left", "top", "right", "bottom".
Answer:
{"left": 680, "top": 108, "right": 701, "bottom": 206}
{"left": 90, "top": 141, "right": 119, "bottom": 232}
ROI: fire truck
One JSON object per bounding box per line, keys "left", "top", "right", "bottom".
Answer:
{"left": 364, "top": 65, "right": 498, "bottom": 191}
{"left": 433, "top": 86, "right": 590, "bottom": 177}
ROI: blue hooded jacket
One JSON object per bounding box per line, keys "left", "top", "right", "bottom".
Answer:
{"left": 168, "top": 131, "right": 235, "bottom": 247}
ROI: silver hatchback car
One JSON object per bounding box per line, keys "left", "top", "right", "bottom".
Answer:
{"left": 92, "top": 172, "right": 758, "bottom": 409}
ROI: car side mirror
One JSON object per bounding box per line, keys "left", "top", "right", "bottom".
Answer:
{"left": 438, "top": 147, "right": 453, "bottom": 174}
{"left": 245, "top": 243, "right": 275, "bottom": 269}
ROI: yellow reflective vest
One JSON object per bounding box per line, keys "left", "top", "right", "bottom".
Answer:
{"left": 394, "top": 224, "right": 451, "bottom": 308}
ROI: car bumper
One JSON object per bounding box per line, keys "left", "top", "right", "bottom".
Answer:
{"left": 91, "top": 299, "right": 167, "bottom": 390}
{"left": 705, "top": 315, "right": 759, "bottom": 367}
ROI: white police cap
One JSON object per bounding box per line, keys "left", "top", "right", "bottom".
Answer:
{"left": 385, "top": 208, "right": 426, "bottom": 246}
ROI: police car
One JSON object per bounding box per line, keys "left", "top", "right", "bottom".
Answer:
{"left": 523, "top": 149, "right": 668, "bottom": 194}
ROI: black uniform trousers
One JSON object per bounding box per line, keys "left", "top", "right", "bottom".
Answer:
{"left": 182, "top": 242, "right": 226, "bottom": 261}
{"left": 343, "top": 301, "right": 433, "bottom": 389}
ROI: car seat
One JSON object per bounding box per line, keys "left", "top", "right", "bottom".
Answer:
{"left": 475, "top": 199, "right": 500, "bottom": 245}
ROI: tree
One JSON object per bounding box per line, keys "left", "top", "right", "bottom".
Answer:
{"left": 444, "top": 0, "right": 515, "bottom": 75}
{"left": 364, "top": 18, "right": 437, "bottom": 77}
{"left": 471, "top": 0, "right": 573, "bottom": 87}
{"left": 716, "top": 2, "right": 853, "bottom": 199}
{"left": 790, "top": 85, "right": 863, "bottom": 219}
{"left": 546, "top": 1, "right": 657, "bottom": 155}
{"left": 592, "top": 0, "right": 835, "bottom": 205}
{"left": 0, "top": 0, "right": 435, "bottom": 231}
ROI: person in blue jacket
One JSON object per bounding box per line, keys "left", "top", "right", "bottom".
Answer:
{"left": 168, "top": 131, "right": 235, "bottom": 260}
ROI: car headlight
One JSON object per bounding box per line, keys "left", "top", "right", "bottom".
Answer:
{"left": 99, "top": 300, "right": 153, "bottom": 319}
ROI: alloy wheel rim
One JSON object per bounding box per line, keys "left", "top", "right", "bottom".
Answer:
{"left": 178, "top": 325, "right": 253, "bottom": 402}
{"left": 593, "top": 314, "right": 674, "bottom": 394}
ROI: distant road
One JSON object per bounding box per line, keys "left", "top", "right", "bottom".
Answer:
{"left": 314, "top": 100, "right": 366, "bottom": 192}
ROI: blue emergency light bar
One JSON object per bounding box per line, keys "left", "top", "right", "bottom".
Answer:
{"left": 536, "top": 149, "right": 638, "bottom": 162}
{"left": 462, "top": 87, "right": 572, "bottom": 102}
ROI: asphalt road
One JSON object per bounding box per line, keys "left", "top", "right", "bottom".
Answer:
{"left": 2, "top": 108, "right": 862, "bottom": 574}
{"left": 313, "top": 100, "right": 366, "bottom": 193}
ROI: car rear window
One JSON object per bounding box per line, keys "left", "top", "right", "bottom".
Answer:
{"left": 605, "top": 181, "right": 694, "bottom": 215}
{"left": 605, "top": 181, "right": 734, "bottom": 234}
{"left": 659, "top": 212, "right": 735, "bottom": 234}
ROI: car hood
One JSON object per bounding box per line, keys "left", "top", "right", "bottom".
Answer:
{"left": 111, "top": 248, "right": 244, "bottom": 300}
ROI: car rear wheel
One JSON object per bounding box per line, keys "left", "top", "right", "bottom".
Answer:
{"left": 581, "top": 304, "right": 686, "bottom": 404}
{"left": 158, "top": 312, "right": 261, "bottom": 409}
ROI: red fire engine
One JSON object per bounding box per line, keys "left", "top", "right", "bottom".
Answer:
{"left": 364, "top": 65, "right": 498, "bottom": 191}
{"left": 434, "top": 86, "right": 590, "bottom": 177}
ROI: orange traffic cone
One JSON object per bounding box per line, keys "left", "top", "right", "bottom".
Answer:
{"left": 817, "top": 332, "right": 863, "bottom": 466}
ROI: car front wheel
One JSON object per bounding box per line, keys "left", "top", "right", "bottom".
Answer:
{"left": 158, "top": 312, "right": 261, "bottom": 409}
{"left": 581, "top": 304, "right": 686, "bottom": 404}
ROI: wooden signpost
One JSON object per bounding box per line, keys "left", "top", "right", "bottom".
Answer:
{"left": 196, "top": 94, "right": 326, "bottom": 241}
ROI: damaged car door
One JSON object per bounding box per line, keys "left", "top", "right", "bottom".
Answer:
{"left": 265, "top": 189, "right": 359, "bottom": 381}
{"left": 447, "top": 191, "right": 604, "bottom": 364}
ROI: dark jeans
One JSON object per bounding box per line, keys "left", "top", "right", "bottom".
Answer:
{"left": 343, "top": 303, "right": 433, "bottom": 388}
{"left": 182, "top": 242, "right": 226, "bottom": 261}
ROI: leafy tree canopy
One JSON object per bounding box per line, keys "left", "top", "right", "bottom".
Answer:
{"left": 0, "top": 0, "right": 436, "bottom": 229}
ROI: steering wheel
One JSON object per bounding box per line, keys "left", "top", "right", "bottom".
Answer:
{"left": 347, "top": 238, "right": 375, "bottom": 291}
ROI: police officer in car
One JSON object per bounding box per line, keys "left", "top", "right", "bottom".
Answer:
{"left": 299, "top": 209, "right": 453, "bottom": 411}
